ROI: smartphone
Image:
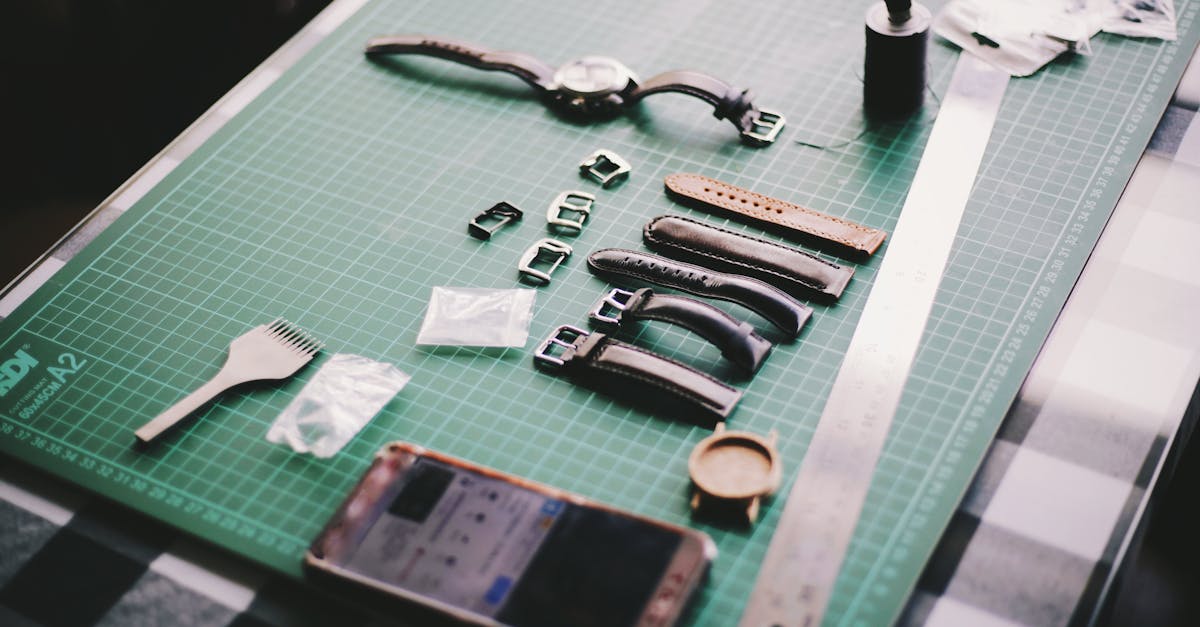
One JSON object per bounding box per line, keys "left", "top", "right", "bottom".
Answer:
{"left": 305, "top": 442, "right": 716, "bottom": 627}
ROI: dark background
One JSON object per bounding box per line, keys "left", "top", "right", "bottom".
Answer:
{"left": 0, "top": 1, "right": 1196, "bottom": 624}
{"left": 0, "top": 0, "right": 331, "bottom": 282}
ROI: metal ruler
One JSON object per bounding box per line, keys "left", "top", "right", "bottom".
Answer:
{"left": 739, "top": 53, "right": 1010, "bottom": 627}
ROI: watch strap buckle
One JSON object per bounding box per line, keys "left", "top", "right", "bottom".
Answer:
{"left": 588, "top": 288, "right": 636, "bottom": 327}
{"left": 468, "top": 202, "right": 524, "bottom": 240}
{"left": 546, "top": 191, "right": 595, "bottom": 234}
{"left": 740, "top": 108, "right": 785, "bottom": 147}
{"left": 518, "top": 238, "right": 573, "bottom": 285}
{"left": 578, "top": 149, "right": 632, "bottom": 188}
{"left": 533, "top": 324, "right": 588, "bottom": 369}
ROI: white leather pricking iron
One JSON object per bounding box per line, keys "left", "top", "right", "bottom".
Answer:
{"left": 134, "top": 319, "right": 323, "bottom": 445}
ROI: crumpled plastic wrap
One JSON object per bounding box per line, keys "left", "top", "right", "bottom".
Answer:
{"left": 1105, "top": 0, "right": 1177, "bottom": 40}
{"left": 935, "top": 0, "right": 1176, "bottom": 77}
{"left": 266, "top": 353, "right": 410, "bottom": 458}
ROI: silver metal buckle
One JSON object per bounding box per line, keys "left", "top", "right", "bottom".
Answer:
{"left": 468, "top": 202, "right": 523, "bottom": 240}
{"left": 533, "top": 325, "right": 588, "bottom": 369}
{"left": 546, "top": 191, "right": 595, "bottom": 235}
{"left": 741, "top": 108, "right": 786, "bottom": 147}
{"left": 578, "top": 149, "right": 632, "bottom": 188}
{"left": 588, "top": 288, "right": 635, "bottom": 327}
{"left": 517, "top": 238, "right": 573, "bottom": 285}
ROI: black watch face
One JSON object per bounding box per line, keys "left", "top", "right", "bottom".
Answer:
{"left": 553, "top": 56, "right": 637, "bottom": 97}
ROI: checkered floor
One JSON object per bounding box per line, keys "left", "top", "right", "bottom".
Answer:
{"left": 0, "top": 465, "right": 378, "bottom": 627}
{"left": 901, "top": 93, "right": 1200, "bottom": 627}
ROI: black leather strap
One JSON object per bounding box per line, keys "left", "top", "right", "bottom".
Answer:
{"left": 364, "top": 35, "right": 555, "bottom": 91}
{"left": 591, "top": 288, "right": 772, "bottom": 374}
{"left": 644, "top": 215, "right": 853, "bottom": 302}
{"left": 586, "top": 249, "right": 811, "bottom": 339}
{"left": 535, "top": 326, "right": 742, "bottom": 423}
{"left": 628, "top": 70, "right": 738, "bottom": 110}
{"left": 626, "top": 70, "right": 779, "bottom": 144}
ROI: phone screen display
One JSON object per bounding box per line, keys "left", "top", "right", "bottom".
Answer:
{"left": 340, "top": 456, "right": 685, "bottom": 626}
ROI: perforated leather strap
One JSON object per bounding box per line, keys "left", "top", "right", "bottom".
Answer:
{"left": 664, "top": 173, "right": 887, "bottom": 257}
{"left": 643, "top": 215, "right": 853, "bottom": 302}
{"left": 364, "top": 35, "right": 555, "bottom": 91}
{"left": 586, "top": 249, "right": 811, "bottom": 339}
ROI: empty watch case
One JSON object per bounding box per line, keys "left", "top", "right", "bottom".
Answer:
{"left": 579, "top": 149, "right": 632, "bottom": 188}
{"left": 688, "top": 422, "right": 782, "bottom": 524}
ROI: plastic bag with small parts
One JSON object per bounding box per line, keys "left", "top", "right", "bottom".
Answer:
{"left": 266, "top": 353, "right": 410, "bottom": 458}
{"left": 416, "top": 286, "right": 536, "bottom": 347}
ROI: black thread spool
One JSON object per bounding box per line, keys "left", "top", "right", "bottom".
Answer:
{"left": 863, "top": 0, "right": 931, "bottom": 119}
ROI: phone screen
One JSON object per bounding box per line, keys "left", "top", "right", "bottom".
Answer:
{"left": 328, "top": 454, "right": 697, "bottom": 627}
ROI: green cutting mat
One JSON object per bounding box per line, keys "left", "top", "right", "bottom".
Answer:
{"left": 2, "top": 0, "right": 1197, "bottom": 624}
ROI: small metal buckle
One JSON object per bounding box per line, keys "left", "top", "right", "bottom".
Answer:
{"left": 468, "top": 202, "right": 524, "bottom": 240}
{"left": 589, "top": 288, "right": 635, "bottom": 327}
{"left": 518, "top": 238, "right": 573, "bottom": 285}
{"left": 546, "top": 191, "right": 595, "bottom": 235}
{"left": 533, "top": 324, "right": 588, "bottom": 369}
{"left": 578, "top": 149, "right": 632, "bottom": 188}
{"left": 740, "top": 108, "right": 786, "bottom": 147}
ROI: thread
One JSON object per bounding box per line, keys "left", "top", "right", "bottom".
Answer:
{"left": 795, "top": 63, "right": 943, "bottom": 151}
{"left": 863, "top": 0, "right": 930, "bottom": 119}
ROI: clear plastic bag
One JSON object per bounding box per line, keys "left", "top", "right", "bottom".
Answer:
{"left": 415, "top": 286, "right": 536, "bottom": 347}
{"left": 266, "top": 353, "right": 410, "bottom": 458}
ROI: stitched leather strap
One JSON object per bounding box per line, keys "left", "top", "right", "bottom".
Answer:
{"left": 663, "top": 173, "right": 887, "bottom": 257}
{"left": 643, "top": 215, "right": 853, "bottom": 302}
{"left": 364, "top": 35, "right": 555, "bottom": 91}
{"left": 586, "top": 249, "right": 811, "bottom": 339}
{"left": 561, "top": 329, "right": 742, "bottom": 423}
{"left": 592, "top": 288, "right": 773, "bottom": 374}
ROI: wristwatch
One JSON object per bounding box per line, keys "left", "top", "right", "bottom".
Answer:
{"left": 364, "top": 35, "right": 784, "bottom": 146}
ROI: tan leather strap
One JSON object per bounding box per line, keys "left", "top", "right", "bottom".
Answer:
{"left": 663, "top": 173, "right": 887, "bottom": 256}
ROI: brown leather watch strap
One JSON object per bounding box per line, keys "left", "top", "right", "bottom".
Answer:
{"left": 663, "top": 173, "right": 887, "bottom": 257}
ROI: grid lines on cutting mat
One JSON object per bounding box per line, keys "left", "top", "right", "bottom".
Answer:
{"left": 1, "top": 0, "right": 1194, "bottom": 625}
